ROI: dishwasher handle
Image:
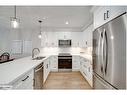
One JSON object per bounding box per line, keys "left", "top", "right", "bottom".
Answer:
{"left": 35, "top": 65, "right": 43, "bottom": 72}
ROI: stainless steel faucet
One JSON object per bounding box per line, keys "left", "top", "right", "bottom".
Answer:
{"left": 32, "top": 48, "right": 40, "bottom": 59}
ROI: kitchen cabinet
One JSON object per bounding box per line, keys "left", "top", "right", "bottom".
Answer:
{"left": 50, "top": 55, "right": 58, "bottom": 72}
{"left": 12, "top": 69, "right": 34, "bottom": 89}
{"left": 80, "top": 56, "right": 93, "bottom": 87}
{"left": 57, "top": 32, "right": 72, "bottom": 39}
{"left": 41, "top": 31, "right": 86, "bottom": 48}
{"left": 72, "top": 56, "right": 80, "bottom": 71}
{"left": 71, "top": 32, "right": 84, "bottom": 47}
{"left": 82, "top": 24, "right": 93, "bottom": 48}
{"left": 87, "top": 62, "right": 93, "bottom": 87}
{"left": 43, "top": 58, "right": 50, "bottom": 83}
{"left": 93, "top": 6, "right": 126, "bottom": 29}
{"left": 80, "top": 57, "right": 88, "bottom": 77}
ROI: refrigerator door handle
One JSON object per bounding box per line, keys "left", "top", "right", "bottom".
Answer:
{"left": 98, "top": 31, "right": 104, "bottom": 73}
{"left": 103, "top": 29, "right": 108, "bottom": 75}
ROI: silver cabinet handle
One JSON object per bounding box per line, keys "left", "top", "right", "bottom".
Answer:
{"left": 104, "top": 13, "right": 106, "bottom": 20}
{"left": 47, "top": 64, "right": 48, "bottom": 69}
{"left": 107, "top": 10, "right": 109, "bottom": 18}
{"left": 88, "top": 67, "right": 90, "bottom": 72}
{"left": 22, "top": 76, "right": 29, "bottom": 81}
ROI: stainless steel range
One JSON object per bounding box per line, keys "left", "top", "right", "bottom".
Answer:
{"left": 58, "top": 53, "right": 72, "bottom": 71}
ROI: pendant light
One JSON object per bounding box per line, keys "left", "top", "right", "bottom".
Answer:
{"left": 38, "top": 20, "right": 42, "bottom": 39}
{"left": 11, "top": 6, "right": 19, "bottom": 28}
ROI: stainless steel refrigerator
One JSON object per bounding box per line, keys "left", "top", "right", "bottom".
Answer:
{"left": 93, "top": 13, "right": 126, "bottom": 89}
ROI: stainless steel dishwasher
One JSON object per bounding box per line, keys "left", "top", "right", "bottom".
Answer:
{"left": 34, "top": 63, "right": 43, "bottom": 89}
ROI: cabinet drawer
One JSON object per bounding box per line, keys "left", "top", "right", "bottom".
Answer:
{"left": 12, "top": 70, "right": 34, "bottom": 89}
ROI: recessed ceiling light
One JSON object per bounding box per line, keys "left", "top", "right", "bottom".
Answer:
{"left": 42, "top": 17, "right": 48, "bottom": 20}
{"left": 65, "top": 21, "right": 69, "bottom": 25}
{"left": 43, "top": 17, "right": 46, "bottom": 20}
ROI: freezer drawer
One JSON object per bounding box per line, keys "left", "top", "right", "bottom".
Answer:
{"left": 93, "top": 73, "right": 116, "bottom": 90}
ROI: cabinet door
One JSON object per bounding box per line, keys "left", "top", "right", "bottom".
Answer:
{"left": 43, "top": 59, "right": 48, "bottom": 83}
{"left": 43, "top": 59, "right": 49, "bottom": 83}
{"left": 94, "top": 6, "right": 111, "bottom": 29}
{"left": 50, "top": 56, "right": 58, "bottom": 72}
{"left": 94, "top": 7, "right": 107, "bottom": 29}
{"left": 72, "top": 56, "right": 80, "bottom": 71}
{"left": 94, "top": 6, "right": 126, "bottom": 29}
{"left": 12, "top": 70, "right": 34, "bottom": 89}
{"left": 80, "top": 57, "right": 90, "bottom": 80}
{"left": 82, "top": 60, "right": 89, "bottom": 79}
{"left": 87, "top": 63, "right": 93, "bottom": 87}
{"left": 109, "top": 6, "right": 126, "bottom": 20}
{"left": 43, "top": 58, "right": 51, "bottom": 83}
{"left": 80, "top": 57, "right": 87, "bottom": 75}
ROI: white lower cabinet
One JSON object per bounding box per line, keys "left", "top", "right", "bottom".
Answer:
{"left": 87, "top": 63, "right": 93, "bottom": 87}
{"left": 12, "top": 69, "right": 34, "bottom": 89}
{"left": 72, "top": 55, "right": 93, "bottom": 87}
{"left": 50, "top": 56, "right": 58, "bottom": 72}
{"left": 72, "top": 56, "right": 80, "bottom": 71}
{"left": 80, "top": 56, "right": 93, "bottom": 87}
{"left": 43, "top": 58, "right": 50, "bottom": 83}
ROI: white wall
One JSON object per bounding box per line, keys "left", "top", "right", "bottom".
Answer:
{"left": 0, "top": 27, "right": 20, "bottom": 55}
{"left": 0, "top": 27, "right": 41, "bottom": 59}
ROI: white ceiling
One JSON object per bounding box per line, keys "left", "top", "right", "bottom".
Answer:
{"left": 0, "top": 6, "right": 93, "bottom": 32}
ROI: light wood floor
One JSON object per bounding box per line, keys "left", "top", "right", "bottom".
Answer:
{"left": 43, "top": 71, "right": 92, "bottom": 89}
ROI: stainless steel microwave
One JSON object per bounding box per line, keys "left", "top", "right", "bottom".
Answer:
{"left": 58, "top": 40, "right": 71, "bottom": 47}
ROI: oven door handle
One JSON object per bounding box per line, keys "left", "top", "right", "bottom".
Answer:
{"left": 58, "top": 57, "right": 72, "bottom": 59}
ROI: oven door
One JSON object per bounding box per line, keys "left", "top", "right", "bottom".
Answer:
{"left": 58, "top": 56, "right": 72, "bottom": 70}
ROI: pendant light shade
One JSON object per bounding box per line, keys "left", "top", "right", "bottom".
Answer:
{"left": 11, "top": 6, "right": 19, "bottom": 28}
{"left": 11, "top": 18, "right": 19, "bottom": 28}
{"left": 38, "top": 20, "right": 42, "bottom": 39}
{"left": 38, "top": 33, "right": 42, "bottom": 38}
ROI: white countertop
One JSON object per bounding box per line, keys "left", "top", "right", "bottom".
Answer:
{"left": 0, "top": 55, "right": 50, "bottom": 85}
{"left": 71, "top": 53, "right": 92, "bottom": 61}
{"left": 0, "top": 53, "right": 92, "bottom": 85}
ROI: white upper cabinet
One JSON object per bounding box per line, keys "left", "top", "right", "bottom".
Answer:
{"left": 93, "top": 6, "right": 126, "bottom": 29}
{"left": 82, "top": 24, "right": 93, "bottom": 47}
{"left": 42, "top": 31, "right": 86, "bottom": 48}
{"left": 71, "top": 32, "right": 84, "bottom": 47}
{"left": 57, "top": 32, "right": 72, "bottom": 40}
